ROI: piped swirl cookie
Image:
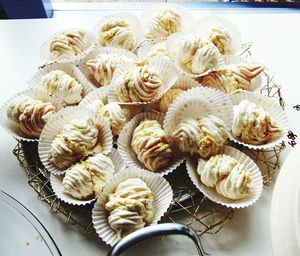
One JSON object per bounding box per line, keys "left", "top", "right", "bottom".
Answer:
{"left": 172, "top": 115, "right": 228, "bottom": 158}
{"left": 50, "top": 30, "right": 87, "bottom": 59}
{"left": 197, "top": 154, "right": 252, "bottom": 200}
{"left": 201, "top": 64, "right": 264, "bottom": 93}
{"left": 48, "top": 118, "right": 101, "bottom": 170}
{"left": 86, "top": 53, "right": 134, "bottom": 87}
{"left": 105, "top": 178, "right": 154, "bottom": 237}
{"left": 98, "top": 17, "right": 136, "bottom": 51}
{"left": 62, "top": 153, "right": 115, "bottom": 200}
{"left": 232, "top": 99, "right": 281, "bottom": 145}
{"left": 114, "top": 65, "right": 163, "bottom": 103}
{"left": 7, "top": 95, "right": 56, "bottom": 138}
{"left": 131, "top": 120, "right": 172, "bottom": 172}
{"left": 41, "top": 70, "right": 83, "bottom": 105}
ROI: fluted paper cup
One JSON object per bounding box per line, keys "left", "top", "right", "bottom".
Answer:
{"left": 118, "top": 111, "right": 185, "bottom": 176}
{"left": 229, "top": 91, "right": 288, "bottom": 150}
{"left": 167, "top": 32, "right": 225, "bottom": 79}
{"left": 92, "top": 167, "right": 173, "bottom": 246}
{"left": 186, "top": 146, "right": 263, "bottom": 208}
{"left": 28, "top": 61, "right": 93, "bottom": 105}
{"left": 0, "top": 89, "right": 62, "bottom": 141}
{"left": 78, "top": 46, "right": 138, "bottom": 88}
{"left": 50, "top": 148, "right": 126, "bottom": 206}
{"left": 140, "top": 3, "right": 193, "bottom": 42}
{"left": 107, "top": 56, "right": 179, "bottom": 105}
{"left": 38, "top": 106, "right": 113, "bottom": 175}
{"left": 190, "top": 15, "right": 242, "bottom": 55}
{"left": 93, "top": 13, "right": 143, "bottom": 51}
{"left": 40, "top": 29, "right": 96, "bottom": 62}
{"left": 163, "top": 86, "right": 233, "bottom": 135}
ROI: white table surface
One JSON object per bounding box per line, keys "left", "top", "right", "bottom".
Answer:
{"left": 1, "top": 6, "right": 300, "bottom": 256}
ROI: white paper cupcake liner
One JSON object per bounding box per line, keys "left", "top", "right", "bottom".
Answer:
{"left": 0, "top": 89, "right": 63, "bottom": 142}
{"left": 40, "top": 29, "right": 96, "bottom": 62}
{"left": 163, "top": 86, "right": 233, "bottom": 135}
{"left": 78, "top": 46, "right": 138, "bottom": 89}
{"left": 107, "top": 56, "right": 179, "bottom": 105}
{"left": 229, "top": 91, "right": 288, "bottom": 150}
{"left": 117, "top": 111, "right": 185, "bottom": 176}
{"left": 222, "top": 55, "right": 264, "bottom": 92}
{"left": 92, "top": 167, "right": 173, "bottom": 246}
{"left": 190, "top": 15, "right": 242, "bottom": 55}
{"left": 140, "top": 4, "right": 193, "bottom": 42}
{"left": 28, "top": 61, "right": 93, "bottom": 105}
{"left": 49, "top": 148, "right": 126, "bottom": 206}
{"left": 78, "top": 86, "right": 110, "bottom": 108}
{"left": 93, "top": 13, "right": 143, "bottom": 52}
{"left": 166, "top": 32, "right": 225, "bottom": 79}
{"left": 172, "top": 75, "right": 202, "bottom": 90}
{"left": 186, "top": 146, "right": 263, "bottom": 208}
{"left": 38, "top": 106, "right": 113, "bottom": 175}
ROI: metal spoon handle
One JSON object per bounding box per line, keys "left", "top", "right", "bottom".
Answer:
{"left": 107, "top": 223, "right": 205, "bottom": 256}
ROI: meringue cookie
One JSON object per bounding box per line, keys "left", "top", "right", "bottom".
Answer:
{"left": 48, "top": 118, "right": 100, "bottom": 170}
{"left": 216, "top": 164, "right": 252, "bottom": 200}
{"left": 131, "top": 120, "right": 172, "bottom": 172}
{"left": 207, "top": 27, "right": 232, "bottom": 55}
{"left": 172, "top": 115, "right": 228, "bottom": 158}
{"left": 115, "top": 65, "right": 163, "bottom": 103}
{"left": 86, "top": 53, "right": 134, "bottom": 87}
{"left": 98, "top": 18, "right": 136, "bottom": 51}
{"left": 7, "top": 95, "right": 56, "bottom": 138}
{"left": 159, "top": 88, "right": 184, "bottom": 113}
{"left": 232, "top": 99, "right": 281, "bottom": 145}
{"left": 105, "top": 178, "right": 154, "bottom": 237}
{"left": 145, "top": 8, "right": 182, "bottom": 39}
{"left": 197, "top": 154, "right": 252, "bottom": 200}
{"left": 145, "top": 41, "right": 170, "bottom": 60}
{"left": 96, "top": 103, "right": 130, "bottom": 136}
{"left": 176, "top": 36, "right": 221, "bottom": 75}
{"left": 62, "top": 153, "right": 115, "bottom": 199}
{"left": 41, "top": 70, "right": 83, "bottom": 105}
{"left": 201, "top": 64, "right": 264, "bottom": 93}
{"left": 50, "top": 30, "right": 87, "bottom": 59}
{"left": 197, "top": 154, "right": 236, "bottom": 188}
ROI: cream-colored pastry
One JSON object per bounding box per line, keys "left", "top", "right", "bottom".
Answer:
{"left": 232, "top": 99, "right": 281, "bottom": 145}
{"left": 98, "top": 18, "right": 136, "bottom": 51}
{"left": 105, "top": 178, "right": 154, "bottom": 237}
{"left": 216, "top": 165, "right": 251, "bottom": 200}
{"left": 131, "top": 120, "right": 172, "bottom": 171}
{"left": 7, "top": 95, "right": 56, "bottom": 138}
{"left": 86, "top": 53, "right": 134, "bottom": 87}
{"left": 201, "top": 64, "right": 264, "bottom": 93}
{"left": 197, "top": 154, "right": 252, "bottom": 200}
{"left": 41, "top": 70, "right": 83, "bottom": 105}
{"left": 50, "top": 30, "right": 87, "bottom": 59}
{"left": 172, "top": 115, "right": 228, "bottom": 158}
{"left": 207, "top": 27, "right": 232, "bottom": 55}
{"left": 62, "top": 153, "right": 115, "bottom": 200}
{"left": 145, "top": 41, "right": 170, "bottom": 60}
{"left": 115, "top": 65, "right": 163, "bottom": 103}
{"left": 96, "top": 103, "right": 130, "bottom": 136}
{"left": 49, "top": 118, "right": 100, "bottom": 170}
{"left": 145, "top": 8, "right": 182, "bottom": 39}
{"left": 159, "top": 88, "right": 184, "bottom": 113}
{"left": 176, "top": 36, "right": 220, "bottom": 75}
